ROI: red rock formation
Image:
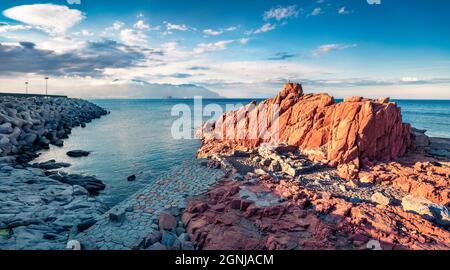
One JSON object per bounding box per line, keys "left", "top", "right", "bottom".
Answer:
{"left": 198, "top": 83, "right": 412, "bottom": 176}
{"left": 361, "top": 159, "right": 450, "bottom": 206}
{"left": 183, "top": 178, "right": 450, "bottom": 250}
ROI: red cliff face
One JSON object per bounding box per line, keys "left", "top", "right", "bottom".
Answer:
{"left": 198, "top": 83, "right": 412, "bottom": 173}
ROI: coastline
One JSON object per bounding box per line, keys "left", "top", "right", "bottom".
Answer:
{"left": 0, "top": 95, "right": 109, "bottom": 249}
{"left": 1, "top": 85, "right": 449, "bottom": 250}
{"left": 75, "top": 83, "right": 449, "bottom": 250}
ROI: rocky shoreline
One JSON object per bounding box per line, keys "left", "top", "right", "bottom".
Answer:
{"left": 184, "top": 83, "right": 449, "bottom": 250}
{"left": 182, "top": 143, "right": 449, "bottom": 250}
{"left": 0, "top": 96, "right": 109, "bottom": 250}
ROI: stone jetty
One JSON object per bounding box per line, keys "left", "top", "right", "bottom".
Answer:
{"left": 0, "top": 95, "right": 108, "bottom": 250}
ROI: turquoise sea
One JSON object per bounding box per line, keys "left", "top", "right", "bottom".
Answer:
{"left": 35, "top": 99, "right": 450, "bottom": 207}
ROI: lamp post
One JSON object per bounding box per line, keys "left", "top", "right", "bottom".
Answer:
{"left": 25, "top": 82, "right": 29, "bottom": 94}
{"left": 45, "top": 77, "right": 49, "bottom": 98}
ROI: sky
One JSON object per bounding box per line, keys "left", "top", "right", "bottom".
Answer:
{"left": 0, "top": 0, "right": 449, "bottom": 99}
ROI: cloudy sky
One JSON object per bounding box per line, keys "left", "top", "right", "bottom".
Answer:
{"left": 0, "top": 0, "right": 449, "bottom": 98}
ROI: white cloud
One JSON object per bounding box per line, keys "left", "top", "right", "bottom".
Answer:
{"left": 134, "top": 20, "right": 150, "bottom": 30}
{"left": 367, "top": 0, "right": 382, "bottom": 5}
{"left": 80, "top": 29, "right": 93, "bottom": 36}
{"left": 164, "top": 22, "right": 189, "bottom": 31}
{"left": 0, "top": 23, "right": 32, "bottom": 33}
{"left": 73, "top": 29, "right": 93, "bottom": 36}
{"left": 203, "top": 26, "right": 237, "bottom": 36}
{"left": 312, "top": 44, "right": 357, "bottom": 57}
{"left": 36, "top": 36, "right": 86, "bottom": 54}
{"left": 401, "top": 77, "right": 419, "bottom": 82}
{"left": 3, "top": 4, "right": 85, "bottom": 34}
{"left": 203, "top": 29, "right": 223, "bottom": 36}
{"left": 338, "top": 7, "right": 349, "bottom": 15}
{"left": 193, "top": 40, "right": 234, "bottom": 54}
{"left": 162, "top": 42, "right": 178, "bottom": 53}
{"left": 112, "top": 21, "right": 125, "bottom": 30}
{"left": 239, "top": 38, "right": 250, "bottom": 45}
{"left": 133, "top": 20, "right": 160, "bottom": 31}
{"left": 119, "top": 29, "right": 147, "bottom": 46}
{"left": 311, "top": 8, "right": 322, "bottom": 16}
{"left": 102, "top": 21, "right": 126, "bottom": 36}
{"left": 66, "top": 0, "right": 81, "bottom": 4}
{"left": 224, "top": 26, "right": 237, "bottom": 31}
{"left": 254, "top": 23, "right": 276, "bottom": 34}
{"left": 264, "top": 5, "right": 299, "bottom": 21}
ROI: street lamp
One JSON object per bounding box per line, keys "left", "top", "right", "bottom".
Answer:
{"left": 45, "top": 77, "right": 49, "bottom": 97}
{"left": 25, "top": 82, "right": 29, "bottom": 94}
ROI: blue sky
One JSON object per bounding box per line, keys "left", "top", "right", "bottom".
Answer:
{"left": 0, "top": 0, "right": 449, "bottom": 98}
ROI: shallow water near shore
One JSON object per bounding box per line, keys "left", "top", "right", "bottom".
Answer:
{"left": 34, "top": 98, "right": 450, "bottom": 207}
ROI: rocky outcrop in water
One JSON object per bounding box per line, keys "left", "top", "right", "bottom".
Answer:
{"left": 197, "top": 83, "right": 412, "bottom": 177}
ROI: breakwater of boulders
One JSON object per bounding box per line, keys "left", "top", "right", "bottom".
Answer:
{"left": 0, "top": 96, "right": 109, "bottom": 250}
{"left": 0, "top": 96, "right": 107, "bottom": 163}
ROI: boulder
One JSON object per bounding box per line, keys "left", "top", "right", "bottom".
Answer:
{"left": 109, "top": 208, "right": 126, "bottom": 223}
{"left": 33, "top": 160, "right": 70, "bottom": 170}
{"left": 76, "top": 219, "right": 96, "bottom": 232}
{"left": 412, "top": 128, "right": 430, "bottom": 147}
{"left": 66, "top": 150, "right": 90, "bottom": 157}
{"left": 158, "top": 211, "right": 177, "bottom": 230}
{"left": 161, "top": 231, "right": 179, "bottom": 248}
{"left": 370, "top": 192, "right": 391, "bottom": 206}
{"left": 54, "top": 139, "right": 64, "bottom": 147}
{"left": 49, "top": 173, "right": 105, "bottom": 195}
{"left": 359, "top": 172, "right": 375, "bottom": 184}
{"left": 401, "top": 195, "right": 450, "bottom": 226}
{"left": 0, "top": 123, "right": 13, "bottom": 134}
{"left": 144, "top": 231, "right": 162, "bottom": 248}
